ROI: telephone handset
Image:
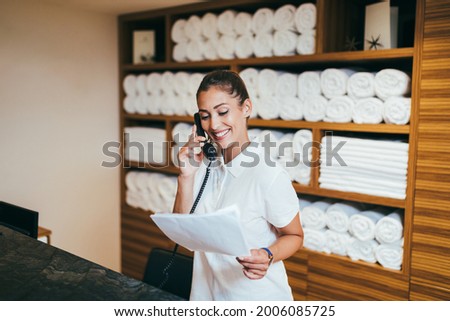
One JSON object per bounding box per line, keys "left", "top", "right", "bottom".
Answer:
{"left": 194, "top": 113, "right": 217, "bottom": 161}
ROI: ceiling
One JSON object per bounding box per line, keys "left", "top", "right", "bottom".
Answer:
{"left": 42, "top": 0, "right": 206, "bottom": 15}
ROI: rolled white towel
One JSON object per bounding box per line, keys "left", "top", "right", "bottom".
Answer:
{"left": 296, "top": 32, "right": 316, "bottom": 55}
{"left": 217, "top": 34, "right": 236, "bottom": 60}
{"left": 172, "top": 41, "right": 188, "bottom": 62}
{"left": 182, "top": 94, "right": 198, "bottom": 116}
{"left": 375, "top": 243, "right": 403, "bottom": 270}
{"left": 172, "top": 122, "right": 192, "bottom": 145}
{"left": 123, "top": 95, "right": 137, "bottom": 114}
{"left": 126, "top": 190, "right": 141, "bottom": 209}
{"left": 233, "top": 12, "right": 253, "bottom": 36}
{"left": 349, "top": 208, "right": 391, "bottom": 241}
{"left": 276, "top": 72, "right": 298, "bottom": 97}
{"left": 253, "top": 32, "right": 274, "bottom": 58}
{"left": 252, "top": 8, "right": 274, "bottom": 34}
{"left": 257, "top": 96, "right": 280, "bottom": 120}
{"left": 247, "top": 128, "right": 262, "bottom": 141}
{"left": 186, "top": 38, "right": 205, "bottom": 62}
{"left": 303, "top": 95, "right": 328, "bottom": 122}
{"left": 325, "top": 201, "right": 363, "bottom": 233}
{"left": 201, "top": 12, "right": 218, "bottom": 39}
{"left": 135, "top": 74, "right": 148, "bottom": 95}
{"left": 352, "top": 97, "right": 384, "bottom": 124}
{"left": 303, "top": 228, "right": 327, "bottom": 253}
{"left": 290, "top": 160, "right": 311, "bottom": 185}
{"left": 375, "top": 211, "right": 403, "bottom": 244}
{"left": 374, "top": 69, "right": 411, "bottom": 101}
{"left": 321, "top": 68, "right": 355, "bottom": 99}
{"left": 173, "top": 72, "right": 190, "bottom": 96}
{"left": 147, "top": 93, "right": 162, "bottom": 115}
{"left": 347, "top": 237, "right": 378, "bottom": 263}
{"left": 295, "top": 3, "right": 317, "bottom": 33}
{"left": 157, "top": 175, "right": 178, "bottom": 212}
{"left": 301, "top": 199, "right": 333, "bottom": 230}
{"left": 273, "top": 30, "right": 298, "bottom": 56}
{"left": 277, "top": 132, "right": 295, "bottom": 160}
{"left": 298, "top": 197, "right": 312, "bottom": 212}
{"left": 123, "top": 74, "right": 137, "bottom": 96}
{"left": 383, "top": 97, "right": 411, "bottom": 125}
{"left": 203, "top": 37, "right": 219, "bottom": 61}
{"left": 258, "top": 129, "right": 284, "bottom": 159}
{"left": 298, "top": 71, "right": 321, "bottom": 97}
{"left": 146, "top": 72, "right": 162, "bottom": 95}
{"left": 184, "top": 15, "right": 203, "bottom": 41}
{"left": 240, "top": 68, "right": 259, "bottom": 95}
{"left": 249, "top": 96, "right": 259, "bottom": 118}
{"left": 280, "top": 96, "right": 304, "bottom": 121}
{"left": 274, "top": 4, "right": 297, "bottom": 31}
{"left": 125, "top": 171, "right": 139, "bottom": 192}
{"left": 235, "top": 34, "right": 254, "bottom": 59}
{"left": 161, "top": 71, "right": 175, "bottom": 95}
{"left": 347, "top": 72, "right": 376, "bottom": 99}
{"left": 292, "top": 129, "right": 312, "bottom": 160}
{"left": 135, "top": 93, "right": 149, "bottom": 115}
{"left": 171, "top": 19, "right": 188, "bottom": 43}
{"left": 324, "top": 96, "right": 355, "bottom": 123}
{"left": 159, "top": 93, "right": 176, "bottom": 116}
{"left": 173, "top": 95, "right": 186, "bottom": 116}
{"left": 325, "top": 230, "right": 351, "bottom": 256}
{"left": 188, "top": 73, "right": 205, "bottom": 96}
{"left": 217, "top": 10, "right": 236, "bottom": 36}
{"left": 258, "top": 69, "right": 279, "bottom": 97}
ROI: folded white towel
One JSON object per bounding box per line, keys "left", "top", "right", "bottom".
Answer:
{"left": 322, "top": 135, "right": 409, "bottom": 153}
{"left": 161, "top": 71, "right": 175, "bottom": 95}
{"left": 375, "top": 244, "right": 403, "bottom": 270}
{"left": 146, "top": 72, "right": 162, "bottom": 95}
{"left": 274, "top": 4, "right": 297, "bottom": 31}
{"left": 188, "top": 73, "right": 205, "bottom": 96}
{"left": 349, "top": 208, "right": 391, "bottom": 241}
{"left": 347, "top": 238, "right": 378, "bottom": 263}
{"left": 324, "top": 96, "right": 355, "bottom": 123}
{"left": 374, "top": 69, "right": 411, "bottom": 101}
{"left": 347, "top": 72, "right": 376, "bottom": 99}
{"left": 296, "top": 33, "right": 316, "bottom": 55}
{"left": 135, "top": 74, "right": 148, "bottom": 95}
{"left": 235, "top": 34, "right": 254, "bottom": 59}
{"left": 173, "top": 72, "right": 190, "bottom": 96}
{"left": 321, "top": 68, "right": 355, "bottom": 99}
{"left": 273, "top": 30, "right": 298, "bottom": 56}
{"left": 123, "top": 95, "right": 136, "bottom": 114}
{"left": 303, "top": 95, "right": 328, "bottom": 122}
{"left": 257, "top": 96, "right": 280, "bottom": 120}
{"left": 185, "top": 15, "right": 203, "bottom": 41}
{"left": 123, "top": 74, "right": 137, "bottom": 96}
{"left": 172, "top": 41, "right": 188, "bottom": 62}
{"left": 253, "top": 32, "right": 274, "bottom": 58}
{"left": 201, "top": 12, "right": 218, "bottom": 39}
{"left": 303, "top": 228, "right": 327, "bottom": 253}
{"left": 239, "top": 68, "right": 259, "bottom": 97}
{"left": 171, "top": 19, "right": 188, "bottom": 43}
{"left": 217, "top": 34, "right": 236, "bottom": 60}
{"left": 301, "top": 199, "right": 334, "bottom": 230}
{"left": 383, "top": 97, "right": 411, "bottom": 125}
{"left": 325, "top": 230, "right": 351, "bottom": 256}
{"left": 279, "top": 96, "right": 304, "bottom": 121}
{"left": 257, "top": 69, "right": 279, "bottom": 97}
{"left": 186, "top": 38, "right": 205, "bottom": 61}
{"left": 276, "top": 72, "right": 298, "bottom": 97}
{"left": 217, "top": 10, "right": 236, "bottom": 36}
{"left": 298, "top": 71, "right": 321, "bottom": 97}
{"left": 325, "top": 201, "right": 363, "bottom": 233}
{"left": 375, "top": 211, "right": 403, "bottom": 244}
{"left": 319, "top": 170, "right": 407, "bottom": 191}
{"left": 233, "top": 12, "right": 253, "bottom": 36}
{"left": 124, "top": 127, "right": 167, "bottom": 164}
{"left": 319, "top": 165, "right": 407, "bottom": 183}
{"left": 352, "top": 97, "right": 384, "bottom": 124}
{"left": 252, "top": 8, "right": 274, "bottom": 34}
{"left": 295, "top": 3, "right": 317, "bottom": 33}
{"left": 319, "top": 182, "right": 406, "bottom": 200}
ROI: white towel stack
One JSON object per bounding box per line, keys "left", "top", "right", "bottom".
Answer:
{"left": 125, "top": 171, "right": 177, "bottom": 212}
{"left": 124, "top": 127, "right": 167, "bottom": 165}
{"left": 319, "top": 135, "right": 409, "bottom": 199}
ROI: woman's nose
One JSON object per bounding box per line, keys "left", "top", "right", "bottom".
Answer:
{"left": 209, "top": 115, "right": 220, "bottom": 131}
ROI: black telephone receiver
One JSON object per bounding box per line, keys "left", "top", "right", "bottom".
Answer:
{"left": 194, "top": 113, "right": 217, "bottom": 161}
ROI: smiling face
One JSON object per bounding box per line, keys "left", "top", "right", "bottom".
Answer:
{"left": 197, "top": 86, "right": 252, "bottom": 155}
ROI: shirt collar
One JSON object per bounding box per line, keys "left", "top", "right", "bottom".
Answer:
{"left": 221, "top": 138, "right": 262, "bottom": 178}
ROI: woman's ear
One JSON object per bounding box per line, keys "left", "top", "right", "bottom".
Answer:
{"left": 243, "top": 98, "right": 253, "bottom": 118}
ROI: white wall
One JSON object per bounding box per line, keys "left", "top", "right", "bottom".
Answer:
{"left": 0, "top": 0, "right": 120, "bottom": 271}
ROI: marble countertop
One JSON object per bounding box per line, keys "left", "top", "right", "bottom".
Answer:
{"left": 0, "top": 225, "right": 183, "bottom": 300}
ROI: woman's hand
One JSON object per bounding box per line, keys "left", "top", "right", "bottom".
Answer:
{"left": 236, "top": 249, "right": 272, "bottom": 280}
{"left": 177, "top": 124, "right": 206, "bottom": 178}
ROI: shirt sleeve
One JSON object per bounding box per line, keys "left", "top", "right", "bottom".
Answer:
{"left": 264, "top": 169, "right": 300, "bottom": 228}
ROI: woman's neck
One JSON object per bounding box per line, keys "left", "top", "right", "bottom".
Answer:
{"left": 222, "top": 139, "right": 251, "bottom": 164}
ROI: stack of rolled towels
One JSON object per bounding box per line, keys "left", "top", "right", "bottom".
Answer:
{"left": 125, "top": 171, "right": 177, "bottom": 213}
{"left": 123, "top": 72, "right": 204, "bottom": 115}
{"left": 238, "top": 67, "right": 411, "bottom": 125}
{"left": 300, "top": 196, "right": 404, "bottom": 270}
{"left": 124, "top": 127, "right": 167, "bottom": 165}
{"left": 171, "top": 122, "right": 193, "bottom": 167}
{"left": 171, "top": 3, "right": 316, "bottom": 62}
{"left": 319, "top": 135, "right": 408, "bottom": 199}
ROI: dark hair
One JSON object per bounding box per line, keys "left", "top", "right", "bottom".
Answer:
{"left": 196, "top": 70, "right": 249, "bottom": 106}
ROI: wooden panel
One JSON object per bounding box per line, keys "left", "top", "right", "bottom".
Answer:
{"left": 410, "top": 0, "right": 450, "bottom": 300}
{"left": 285, "top": 250, "right": 308, "bottom": 300}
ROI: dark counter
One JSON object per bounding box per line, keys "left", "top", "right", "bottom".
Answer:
{"left": 0, "top": 225, "right": 183, "bottom": 300}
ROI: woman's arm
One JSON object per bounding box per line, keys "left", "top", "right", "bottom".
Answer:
{"left": 237, "top": 213, "right": 303, "bottom": 280}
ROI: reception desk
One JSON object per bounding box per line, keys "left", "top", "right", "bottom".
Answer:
{"left": 0, "top": 225, "right": 182, "bottom": 300}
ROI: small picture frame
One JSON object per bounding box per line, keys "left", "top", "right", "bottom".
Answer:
{"left": 133, "top": 30, "right": 155, "bottom": 64}
{"left": 364, "top": 1, "right": 398, "bottom": 50}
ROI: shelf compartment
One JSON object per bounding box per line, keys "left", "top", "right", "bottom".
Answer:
{"left": 124, "top": 160, "right": 180, "bottom": 175}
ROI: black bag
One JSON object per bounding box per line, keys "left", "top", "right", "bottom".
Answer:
{"left": 142, "top": 247, "right": 193, "bottom": 300}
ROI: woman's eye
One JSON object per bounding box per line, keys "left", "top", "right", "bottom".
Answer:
{"left": 218, "top": 110, "right": 228, "bottom": 116}
{"left": 200, "top": 115, "right": 209, "bottom": 120}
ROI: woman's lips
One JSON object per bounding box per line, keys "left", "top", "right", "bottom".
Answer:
{"left": 211, "top": 129, "right": 230, "bottom": 141}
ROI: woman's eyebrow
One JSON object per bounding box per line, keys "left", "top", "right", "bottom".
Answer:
{"left": 198, "top": 102, "right": 227, "bottom": 112}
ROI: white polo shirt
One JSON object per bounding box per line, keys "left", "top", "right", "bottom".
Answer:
{"left": 189, "top": 139, "right": 299, "bottom": 301}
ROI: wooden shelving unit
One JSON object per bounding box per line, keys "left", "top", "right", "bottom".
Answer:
{"left": 118, "top": 0, "right": 427, "bottom": 300}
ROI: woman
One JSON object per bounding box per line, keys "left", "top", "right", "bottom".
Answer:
{"left": 173, "top": 70, "right": 303, "bottom": 300}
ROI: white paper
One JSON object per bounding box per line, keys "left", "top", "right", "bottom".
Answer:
{"left": 150, "top": 205, "right": 251, "bottom": 257}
